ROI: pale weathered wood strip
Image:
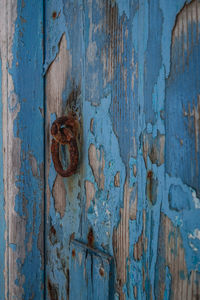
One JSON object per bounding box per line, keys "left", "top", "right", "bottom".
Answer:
{"left": 0, "top": 1, "right": 44, "bottom": 299}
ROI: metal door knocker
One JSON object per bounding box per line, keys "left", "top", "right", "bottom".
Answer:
{"left": 51, "top": 116, "right": 79, "bottom": 177}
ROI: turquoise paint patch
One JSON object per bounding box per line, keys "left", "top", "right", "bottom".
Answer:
{"left": 9, "top": 243, "right": 17, "bottom": 252}
{"left": 179, "top": 270, "right": 186, "bottom": 280}
{"left": 163, "top": 266, "right": 171, "bottom": 300}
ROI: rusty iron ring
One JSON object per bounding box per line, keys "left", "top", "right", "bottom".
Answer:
{"left": 51, "top": 116, "right": 79, "bottom": 177}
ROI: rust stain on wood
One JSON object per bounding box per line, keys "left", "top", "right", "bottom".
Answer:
{"left": 48, "top": 278, "right": 59, "bottom": 300}
{"left": 146, "top": 170, "right": 158, "bottom": 205}
{"left": 99, "top": 267, "right": 104, "bottom": 277}
{"left": 72, "top": 249, "right": 76, "bottom": 258}
{"left": 52, "top": 11, "right": 57, "bottom": 20}
{"left": 87, "top": 227, "right": 95, "bottom": 248}
{"left": 49, "top": 225, "right": 58, "bottom": 246}
{"left": 46, "top": 33, "right": 72, "bottom": 216}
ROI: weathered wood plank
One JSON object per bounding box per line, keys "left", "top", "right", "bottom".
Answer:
{"left": 44, "top": 1, "right": 200, "bottom": 299}
{"left": 0, "top": 28, "right": 5, "bottom": 298}
{"left": 0, "top": 1, "right": 44, "bottom": 299}
{"left": 44, "top": 1, "right": 84, "bottom": 299}
{"left": 69, "top": 240, "right": 114, "bottom": 300}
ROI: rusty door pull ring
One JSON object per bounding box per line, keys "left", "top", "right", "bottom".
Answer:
{"left": 51, "top": 116, "right": 79, "bottom": 177}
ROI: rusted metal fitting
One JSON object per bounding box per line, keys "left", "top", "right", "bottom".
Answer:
{"left": 51, "top": 116, "right": 79, "bottom": 177}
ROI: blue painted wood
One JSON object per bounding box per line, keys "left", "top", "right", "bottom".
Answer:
{"left": 44, "top": 0, "right": 200, "bottom": 299}
{"left": 1, "top": 0, "right": 199, "bottom": 299}
{"left": 69, "top": 240, "right": 114, "bottom": 300}
{"left": 10, "top": 1, "right": 45, "bottom": 298}
{"left": 0, "top": 0, "right": 44, "bottom": 299}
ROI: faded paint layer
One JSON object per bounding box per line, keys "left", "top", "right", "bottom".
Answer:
{"left": 0, "top": 0, "right": 44, "bottom": 299}
{"left": 44, "top": 0, "right": 200, "bottom": 299}
{"left": 1, "top": 0, "right": 199, "bottom": 299}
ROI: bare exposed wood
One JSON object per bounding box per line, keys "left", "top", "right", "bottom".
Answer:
{"left": 156, "top": 213, "right": 200, "bottom": 300}
{"left": 113, "top": 180, "right": 133, "bottom": 299}
{"left": 88, "top": 144, "right": 105, "bottom": 190}
{"left": 0, "top": 2, "right": 24, "bottom": 298}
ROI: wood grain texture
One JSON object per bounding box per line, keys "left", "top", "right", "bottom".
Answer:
{"left": 44, "top": 1, "right": 200, "bottom": 299}
{"left": 45, "top": 2, "right": 84, "bottom": 298}
{"left": 0, "top": 0, "right": 44, "bottom": 299}
{"left": 155, "top": 213, "right": 200, "bottom": 300}
{"left": 0, "top": 0, "right": 198, "bottom": 299}
{"left": 69, "top": 240, "right": 114, "bottom": 300}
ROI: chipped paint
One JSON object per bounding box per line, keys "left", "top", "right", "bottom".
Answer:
{"left": 29, "top": 153, "right": 39, "bottom": 177}
{"left": 0, "top": 0, "right": 44, "bottom": 298}
{"left": 1, "top": 0, "right": 199, "bottom": 299}
{"left": 143, "top": 130, "right": 165, "bottom": 167}
{"left": 85, "top": 180, "right": 96, "bottom": 212}
{"left": 192, "top": 189, "right": 200, "bottom": 209}
{"left": 44, "top": 0, "right": 200, "bottom": 299}
{"left": 114, "top": 171, "right": 120, "bottom": 187}
{"left": 88, "top": 144, "right": 105, "bottom": 190}
{"left": 113, "top": 179, "right": 134, "bottom": 298}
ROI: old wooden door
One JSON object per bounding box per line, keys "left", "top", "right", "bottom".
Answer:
{"left": 1, "top": 0, "right": 200, "bottom": 299}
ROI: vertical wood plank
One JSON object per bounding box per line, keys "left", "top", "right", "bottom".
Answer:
{"left": 0, "top": 29, "right": 5, "bottom": 298}
{"left": 0, "top": 1, "right": 44, "bottom": 299}
{"left": 44, "top": 1, "right": 200, "bottom": 299}
{"left": 44, "top": 1, "right": 84, "bottom": 299}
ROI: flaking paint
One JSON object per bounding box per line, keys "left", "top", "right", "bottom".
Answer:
{"left": 5, "top": 0, "right": 44, "bottom": 298}
{"left": 0, "top": 0, "right": 200, "bottom": 299}
{"left": 44, "top": 0, "right": 200, "bottom": 299}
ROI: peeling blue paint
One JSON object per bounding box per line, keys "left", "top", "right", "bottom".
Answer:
{"left": 44, "top": 0, "right": 70, "bottom": 73}
{"left": 44, "top": 0, "right": 200, "bottom": 299}
{"left": 83, "top": 95, "right": 125, "bottom": 253}
{"left": 9, "top": 0, "right": 44, "bottom": 299}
